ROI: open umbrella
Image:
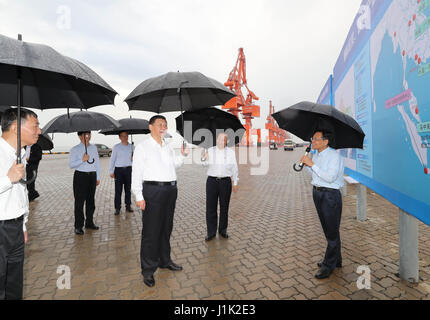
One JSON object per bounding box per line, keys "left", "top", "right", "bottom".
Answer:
{"left": 99, "top": 117, "right": 150, "bottom": 147}
{"left": 125, "top": 71, "right": 236, "bottom": 146}
{"left": 0, "top": 34, "right": 117, "bottom": 182}
{"left": 36, "top": 133, "right": 54, "bottom": 151}
{"left": 272, "top": 101, "right": 365, "bottom": 171}
{"left": 42, "top": 111, "right": 120, "bottom": 164}
{"left": 99, "top": 118, "right": 149, "bottom": 136}
{"left": 175, "top": 107, "right": 245, "bottom": 149}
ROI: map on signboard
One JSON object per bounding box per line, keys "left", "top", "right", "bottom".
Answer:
{"left": 370, "top": 0, "right": 430, "bottom": 203}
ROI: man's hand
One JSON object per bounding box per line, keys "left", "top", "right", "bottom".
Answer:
{"left": 233, "top": 185, "right": 239, "bottom": 193}
{"left": 7, "top": 161, "right": 25, "bottom": 183}
{"left": 110, "top": 173, "right": 115, "bottom": 179}
{"left": 301, "top": 155, "right": 314, "bottom": 167}
{"left": 24, "top": 231, "right": 28, "bottom": 244}
{"left": 96, "top": 180, "right": 100, "bottom": 186}
{"left": 136, "top": 200, "right": 146, "bottom": 210}
{"left": 82, "top": 153, "right": 89, "bottom": 162}
{"left": 181, "top": 144, "right": 190, "bottom": 157}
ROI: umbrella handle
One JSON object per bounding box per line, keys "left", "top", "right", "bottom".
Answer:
{"left": 293, "top": 146, "right": 312, "bottom": 173}
{"left": 87, "top": 159, "right": 95, "bottom": 164}
{"left": 19, "top": 170, "right": 37, "bottom": 185}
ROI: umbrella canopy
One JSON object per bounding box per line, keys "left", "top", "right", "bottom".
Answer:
{"left": 42, "top": 111, "right": 121, "bottom": 134}
{"left": 36, "top": 133, "right": 54, "bottom": 151}
{"left": 175, "top": 107, "right": 245, "bottom": 149}
{"left": 0, "top": 34, "right": 117, "bottom": 109}
{"left": 99, "top": 118, "right": 150, "bottom": 135}
{"left": 0, "top": 34, "right": 117, "bottom": 182}
{"left": 272, "top": 101, "right": 365, "bottom": 149}
{"left": 125, "top": 71, "right": 236, "bottom": 113}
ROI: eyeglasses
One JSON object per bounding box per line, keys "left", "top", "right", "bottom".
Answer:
{"left": 311, "top": 137, "right": 326, "bottom": 142}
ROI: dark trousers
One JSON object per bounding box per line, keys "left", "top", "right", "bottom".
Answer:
{"left": 312, "top": 188, "right": 343, "bottom": 271}
{"left": 0, "top": 218, "right": 24, "bottom": 300}
{"left": 73, "top": 171, "right": 97, "bottom": 229}
{"left": 114, "top": 166, "right": 132, "bottom": 209}
{"left": 206, "top": 176, "right": 232, "bottom": 236}
{"left": 26, "top": 163, "right": 39, "bottom": 196}
{"left": 140, "top": 183, "right": 178, "bottom": 276}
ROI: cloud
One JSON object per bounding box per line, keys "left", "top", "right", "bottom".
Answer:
{"left": 1, "top": 0, "right": 362, "bottom": 147}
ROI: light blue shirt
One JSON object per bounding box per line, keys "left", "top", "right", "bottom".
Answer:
{"left": 69, "top": 143, "right": 101, "bottom": 180}
{"left": 307, "top": 147, "right": 344, "bottom": 189}
{"left": 109, "top": 142, "right": 134, "bottom": 174}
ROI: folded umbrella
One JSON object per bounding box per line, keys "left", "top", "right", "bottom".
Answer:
{"left": 175, "top": 107, "right": 245, "bottom": 149}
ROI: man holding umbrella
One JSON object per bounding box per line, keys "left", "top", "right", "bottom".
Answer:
{"left": 132, "top": 115, "right": 189, "bottom": 287}
{"left": 109, "top": 131, "right": 134, "bottom": 215}
{"left": 0, "top": 107, "right": 41, "bottom": 299}
{"left": 301, "top": 130, "right": 344, "bottom": 279}
{"left": 69, "top": 131, "right": 101, "bottom": 235}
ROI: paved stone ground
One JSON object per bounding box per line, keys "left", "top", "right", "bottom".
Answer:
{"left": 23, "top": 147, "right": 430, "bottom": 300}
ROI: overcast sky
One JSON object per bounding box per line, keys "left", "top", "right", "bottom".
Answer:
{"left": 0, "top": 0, "right": 362, "bottom": 150}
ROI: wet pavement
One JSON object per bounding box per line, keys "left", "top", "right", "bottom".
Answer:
{"left": 23, "top": 147, "right": 430, "bottom": 300}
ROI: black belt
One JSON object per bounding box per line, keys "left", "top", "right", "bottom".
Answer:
{"left": 76, "top": 171, "right": 96, "bottom": 175}
{"left": 1, "top": 215, "right": 24, "bottom": 224}
{"left": 313, "top": 186, "right": 339, "bottom": 192}
{"left": 115, "top": 166, "right": 132, "bottom": 169}
{"left": 144, "top": 181, "right": 177, "bottom": 186}
{"left": 209, "top": 176, "right": 230, "bottom": 181}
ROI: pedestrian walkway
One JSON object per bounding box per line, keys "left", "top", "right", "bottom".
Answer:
{"left": 23, "top": 148, "right": 430, "bottom": 300}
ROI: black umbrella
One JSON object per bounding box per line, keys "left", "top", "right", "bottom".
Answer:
{"left": 36, "top": 133, "right": 54, "bottom": 151}
{"left": 99, "top": 118, "right": 150, "bottom": 136}
{"left": 272, "top": 101, "right": 365, "bottom": 171}
{"left": 0, "top": 34, "right": 117, "bottom": 182}
{"left": 175, "top": 107, "right": 245, "bottom": 149}
{"left": 0, "top": 105, "right": 10, "bottom": 116}
{"left": 125, "top": 71, "right": 236, "bottom": 147}
{"left": 99, "top": 117, "right": 150, "bottom": 147}
{"left": 42, "top": 111, "right": 121, "bottom": 163}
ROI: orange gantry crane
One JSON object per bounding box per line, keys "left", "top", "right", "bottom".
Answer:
{"left": 222, "top": 48, "right": 261, "bottom": 146}
{"left": 265, "top": 100, "right": 288, "bottom": 147}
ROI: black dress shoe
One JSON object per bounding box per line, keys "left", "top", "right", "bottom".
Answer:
{"left": 205, "top": 234, "right": 216, "bottom": 242}
{"left": 85, "top": 224, "right": 99, "bottom": 230}
{"left": 315, "top": 267, "right": 333, "bottom": 279}
{"left": 114, "top": 209, "right": 120, "bottom": 215}
{"left": 160, "top": 262, "right": 183, "bottom": 271}
{"left": 143, "top": 275, "right": 155, "bottom": 287}
{"left": 74, "top": 228, "right": 84, "bottom": 235}
{"left": 126, "top": 206, "right": 134, "bottom": 213}
{"left": 317, "top": 261, "right": 342, "bottom": 268}
{"left": 219, "top": 232, "right": 229, "bottom": 239}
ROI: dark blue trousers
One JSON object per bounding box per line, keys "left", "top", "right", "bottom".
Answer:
{"left": 312, "top": 187, "right": 343, "bottom": 271}
{"left": 114, "top": 166, "right": 132, "bottom": 210}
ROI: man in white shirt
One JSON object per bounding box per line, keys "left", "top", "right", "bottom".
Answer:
{"left": 202, "top": 133, "right": 239, "bottom": 242}
{"left": 132, "top": 115, "right": 188, "bottom": 287}
{"left": 301, "top": 130, "right": 344, "bottom": 279}
{"left": 109, "top": 131, "right": 134, "bottom": 215}
{"left": 0, "top": 107, "right": 41, "bottom": 300}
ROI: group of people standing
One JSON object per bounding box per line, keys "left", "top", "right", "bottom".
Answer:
{"left": 1, "top": 107, "right": 345, "bottom": 299}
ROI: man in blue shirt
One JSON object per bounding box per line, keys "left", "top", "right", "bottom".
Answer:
{"left": 109, "top": 131, "right": 134, "bottom": 215}
{"left": 69, "top": 131, "right": 101, "bottom": 235}
{"left": 301, "top": 130, "right": 344, "bottom": 279}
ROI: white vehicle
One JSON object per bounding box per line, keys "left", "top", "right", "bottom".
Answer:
{"left": 283, "top": 139, "right": 295, "bottom": 151}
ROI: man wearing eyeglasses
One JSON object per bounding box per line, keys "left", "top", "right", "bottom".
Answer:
{"left": 301, "top": 130, "right": 344, "bottom": 279}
